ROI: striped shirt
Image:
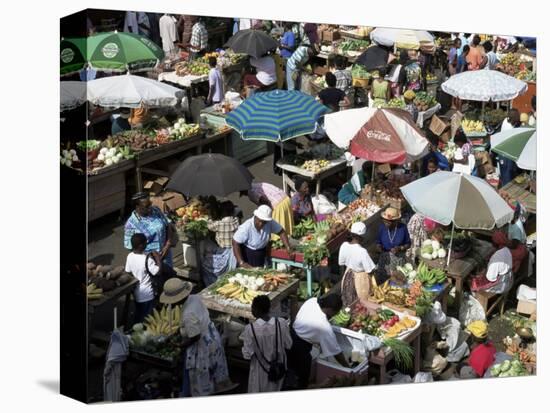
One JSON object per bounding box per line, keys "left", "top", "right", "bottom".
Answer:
{"left": 334, "top": 69, "right": 352, "bottom": 93}
{"left": 287, "top": 45, "right": 310, "bottom": 71}
{"left": 248, "top": 182, "right": 287, "bottom": 208}
{"left": 190, "top": 22, "right": 208, "bottom": 52}
{"left": 207, "top": 216, "right": 239, "bottom": 248}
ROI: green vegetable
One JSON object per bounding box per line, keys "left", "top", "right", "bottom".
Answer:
{"left": 77, "top": 140, "right": 101, "bottom": 151}
{"left": 383, "top": 338, "right": 414, "bottom": 370}
{"left": 351, "top": 64, "right": 371, "bottom": 79}
{"left": 184, "top": 219, "right": 209, "bottom": 240}
{"left": 414, "top": 291, "right": 435, "bottom": 317}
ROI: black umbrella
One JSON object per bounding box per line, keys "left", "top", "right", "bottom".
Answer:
{"left": 356, "top": 45, "right": 390, "bottom": 71}
{"left": 224, "top": 29, "right": 278, "bottom": 58}
{"left": 167, "top": 153, "right": 254, "bottom": 197}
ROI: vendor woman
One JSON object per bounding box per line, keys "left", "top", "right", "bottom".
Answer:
{"left": 470, "top": 231, "right": 513, "bottom": 294}
{"left": 376, "top": 207, "right": 411, "bottom": 282}
{"left": 337, "top": 161, "right": 371, "bottom": 209}
{"left": 160, "top": 278, "right": 234, "bottom": 397}
{"left": 338, "top": 222, "right": 377, "bottom": 307}
{"left": 232, "top": 205, "right": 293, "bottom": 268}
{"left": 124, "top": 192, "right": 174, "bottom": 267}
{"left": 291, "top": 177, "right": 315, "bottom": 224}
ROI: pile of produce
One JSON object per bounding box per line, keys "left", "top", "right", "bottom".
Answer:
{"left": 87, "top": 262, "right": 135, "bottom": 300}
{"left": 383, "top": 316, "right": 417, "bottom": 339}
{"left": 319, "top": 45, "right": 334, "bottom": 54}
{"left": 420, "top": 239, "right": 447, "bottom": 260}
{"left": 174, "top": 198, "right": 210, "bottom": 239}
{"left": 292, "top": 217, "right": 315, "bottom": 238}
{"left": 426, "top": 73, "right": 438, "bottom": 82}
{"left": 309, "top": 143, "right": 345, "bottom": 160}
{"left": 498, "top": 53, "right": 521, "bottom": 76}
{"left": 482, "top": 108, "right": 508, "bottom": 126}
{"left": 396, "top": 263, "right": 417, "bottom": 284}
{"left": 414, "top": 91, "right": 437, "bottom": 111}
{"left": 262, "top": 272, "right": 292, "bottom": 291}
{"left": 351, "top": 64, "right": 372, "bottom": 79}
{"left": 217, "top": 49, "right": 247, "bottom": 67}
{"left": 461, "top": 119, "right": 486, "bottom": 134}
{"left": 216, "top": 281, "right": 264, "bottom": 304}
{"left": 331, "top": 308, "right": 352, "bottom": 327}
{"left": 339, "top": 39, "right": 370, "bottom": 53}
{"left": 107, "top": 129, "right": 159, "bottom": 152}
{"left": 413, "top": 290, "right": 435, "bottom": 317}
{"left": 129, "top": 324, "right": 184, "bottom": 360}
{"left": 301, "top": 159, "right": 331, "bottom": 173}
{"left": 60, "top": 148, "right": 80, "bottom": 168}
{"left": 415, "top": 262, "right": 447, "bottom": 287}
{"left": 384, "top": 97, "right": 406, "bottom": 109}
{"left": 503, "top": 336, "right": 536, "bottom": 364}
{"left": 144, "top": 305, "right": 182, "bottom": 336}
{"left": 174, "top": 60, "right": 210, "bottom": 76}
{"left": 167, "top": 118, "right": 201, "bottom": 140}
{"left": 490, "top": 359, "right": 528, "bottom": 377}
{"left": 371, "top": 277, "right": 407, "bottom": 306}
{"left": 297, "top": 241, "right": 330, "bottom": 267}
{"left": 404, "top": 280, "right": 423, "bottom": 307}
{"left": 515, "top": 70, "right": 536, "bottom": 82}
{"left": 382, "top": 337, "right": 414, "bottom": 370}
{"left": 176, "top": 199, "right": 209, "bottom": 221}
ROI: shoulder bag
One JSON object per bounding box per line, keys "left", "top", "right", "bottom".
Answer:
{"left": 251, "top": 318, "right": 287, "bottom": 382}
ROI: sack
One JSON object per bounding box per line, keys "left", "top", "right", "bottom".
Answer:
{"left": 251, "top": 318, "right": 287, "bottom": 382}
{"left": 311, "top": 194, "right": 337, "bottom": 215}
{"left": 458, "top": 293, "right": 486, "bottom": 326}
{"left": 145, "top": 253, "right": 177, "bottom": 298}
{"left": 353, "top": 271, "right": 371, "bottom": 302}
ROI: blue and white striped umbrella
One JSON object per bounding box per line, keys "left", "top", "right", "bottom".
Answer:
{"left": 441, "top": 70, "right": 527, "bottom": 102}
{"left": 225, "top": 90, "right": 327, "bottom": 142}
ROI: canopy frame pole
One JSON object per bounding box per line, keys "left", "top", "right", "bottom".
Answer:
{"left": 113, "top": 307, "right": 118, "bottom": 331}
{"left": 447, "top": 221, "right": 455, "bottom": 267}
{"left": 280, "top": 142, "right": 285, "bottom": 191}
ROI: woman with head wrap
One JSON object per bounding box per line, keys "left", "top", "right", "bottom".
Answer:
{"left": 291, "top": 177, "right": 315, "bottom": 224}
{"left": 470, "top": 231, "right": 513, "bottom": 294}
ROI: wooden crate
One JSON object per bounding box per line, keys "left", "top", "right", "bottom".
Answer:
{"left": 88, "top": 171, "right": 126, "bottom": 222}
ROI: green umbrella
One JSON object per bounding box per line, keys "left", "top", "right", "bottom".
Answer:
{"left": 490, "top": 127, "right": 536, "bottom": 171}
{"left": 60, "top": 32, "right": 164, "bottom": 75}
{"left": 60, "top": 38, "right": 87, "bottom": 76}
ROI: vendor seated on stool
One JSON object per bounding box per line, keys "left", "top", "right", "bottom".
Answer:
{"left": 338, "top": 161, "right": 371, "bottom": 208}
{"left": 232, "top": 205, "right": 293, "bottom": 268}
{"left": 244, "top": 52, "right": 277, "bottom": 90}
{"left": 458, "top": 320, "right": 495, "bottom": 379}
{"left": 470, "top": 231, "right": 513, "bottom": 294}
{"left": 376, "top": 207, "right": 411, "bottom": 283}
{"left": 291, "top": 177, "right": 315, "bottom": 224}
{"left": 338, "top": 222, "right": 377, "bottom": 308}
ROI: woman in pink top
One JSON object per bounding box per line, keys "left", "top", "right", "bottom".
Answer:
{"left": 240, "top": 182, "right": 294, "bottom": 239}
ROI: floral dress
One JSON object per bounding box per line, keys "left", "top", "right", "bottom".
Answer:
{"left": 404, "top": 62, "right": 422, "bottom": 92}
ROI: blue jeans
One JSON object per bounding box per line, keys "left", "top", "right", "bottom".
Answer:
{"left": 134, "top": 300, "right": 155, "bottom": 324}
{"left": 286, "top": 64, "right": 297, "bottom": 90}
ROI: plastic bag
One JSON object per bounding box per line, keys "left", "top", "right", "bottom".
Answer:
{"left": 422, "top": 343, "right": 448, "bottom": 376}
{"left": 387, "top": 369, "right": 412, "bottom": 384}
{"left": 413, "top": 372, "right": 434, "bottom": 383}
{"left": 312, "top": 194, "right": 337, "bottom": 215}
{"left": 362, "top": 335, "right": 382, "bottom": 352}
{"left": 458, "top": 293, "right": 486, "bottom": 327}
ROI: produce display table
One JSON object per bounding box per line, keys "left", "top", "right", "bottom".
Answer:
{"left": 417, "top": 103, "right": 441, "bottom": 128}
{"left": 87, "top": 159, "right": 135, "bottom": 222}
{"left": 276, "top": 157, "right": 349, "bottom": 195}
{"left": 88, "top": 278, "right": 139, "bottom": 340}
{"left": 499, "top": 177, "right": 536, "bottom": 214}
{"left": 420, "top": 239, "right": 495, "bottom": 311}
{"left": 158, "top": 71, "right": 209, "bottom": 88}
{"left": 134, "top": 133, "right": 204, "bottom": 190}
{"left": 199, "top": 279, "right": 300, "bottom": 321}
{"left": 369, "top": 326, "right": 422, "bottom": 384}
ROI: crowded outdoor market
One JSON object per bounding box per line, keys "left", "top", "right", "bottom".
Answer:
{"left": 60, "top": 10, "right": 537, "bottom": 402}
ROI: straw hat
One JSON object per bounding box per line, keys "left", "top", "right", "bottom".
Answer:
{"left": 253, "top": 205, "right": 273, "bottom": 221}
{"left": 381, "top": 207, "right": 401, "bottom": 221}
{"left": 159, "top": 278, "right": 193, "bottom": 305}
{"left": 350, "top": 222, "right": 367, "bottom": 236}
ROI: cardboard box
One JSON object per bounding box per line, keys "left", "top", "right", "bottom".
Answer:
{"left": 314, "top": 66, "right": 329, "bottom": 77}
{"left": 151, "top": 191, "right": 186, "bottom": 213}
{"left": 429, "top": 115, "right": 450, "bottom": 137}
{"left": 143, "top": 176, "right": 169, "bottom": 195}
{"left": 516, "top": 299, "right": 536, "bottom": 316}
{"left": 322, "top": 30, "right": 341, "bottom": 42}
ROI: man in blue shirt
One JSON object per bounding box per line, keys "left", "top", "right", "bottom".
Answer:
{"left": 111, "top": 108, "right": 132, "bottom": 135}
{"left": 232, "top": 205, "right": 292, "bottom": 268}
{"left": 280, "top": 22, "right": 295, "bottom": 60}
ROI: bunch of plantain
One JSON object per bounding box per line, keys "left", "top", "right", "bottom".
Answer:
{"left": 87, "top": 283, "right": 103, "bottom": 300}
{"left": 216, "top": 283, "right": 262, "bottom": 304}
{"left": 331, "top": 308, "right": 351, "bottom": 327}
{"left": 144, "top": 305, "right": 181, "bottom": 337}
{"left": 371, "top": 276, "right": 391, "bottom": 303}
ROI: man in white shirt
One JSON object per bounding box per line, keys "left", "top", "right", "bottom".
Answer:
{"left": 159, "top": 14, "right": 178, "bottom": 55}
{"left": 125, "top": 233, "right": 161, "bottom": 323}
{"left": 288, "top": 294, "right": 349, "bottom": 389}
{"left": 244, "top": 55, "right": 277, "bottom": 89}
{"left": 207, "top": 57, "right": 224, "bottom": 105}
{"left": 124, "top": 12, "right": 150, "bottom": 37}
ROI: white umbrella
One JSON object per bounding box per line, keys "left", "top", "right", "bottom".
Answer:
{"left": 87, "top": 74, "right": 184, "bottom": 108}
{"left": 370, "top": 28, "right": 435, "bottom": 50}
{"left": 441, "top": 70, "right": 528, "bottom": 102}
{"left": 490, "top": 127, "right": 536, "bottom": 171}
{"left": 60, "top": 81, "right": 87, "bottom": 112}
{"left": 324, "top": 107, "right": 429, "bottom": 164}
{"left": 400, "top": 171, "right": 514, "bottom": 265}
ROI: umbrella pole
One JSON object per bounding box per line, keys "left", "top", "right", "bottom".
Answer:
{"left": 447, "top": 221, "right": 455, "bottom": 267}
{"left": 280, "top": 142, "right": 285, "bottom": 191}
{"left": 371, "top": 161, "right": 376, "bottom": 183}
{"left": 113, "top": 307, "right": 117, "bottom": 331}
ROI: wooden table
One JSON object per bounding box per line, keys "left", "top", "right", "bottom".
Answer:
{"left": 199, "top": 279, "right": 300, "bottom": 321}
{"left": 369, "top": 326, "right": 422, "bottom": 384}
{"left": 499, "top": 176, "right": 536, "bottom": 214}
{"left": 88, "top": 278, "right": 138, "bottom": 339}
{"left": 420, "top": 239, "right": 495, "bottom": 311}
{"left": 277, "top": 158, "right": 349, "bottom": 195}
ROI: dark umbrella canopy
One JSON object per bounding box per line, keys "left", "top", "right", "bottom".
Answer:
{"left": 356, "top": 45, "right": 390, "bottom": 71}
{"left": 225, "top": 29, "right": 278, "bottom": 58}
{"left": 167, "top": 153, "right": 254, "bottom": 197}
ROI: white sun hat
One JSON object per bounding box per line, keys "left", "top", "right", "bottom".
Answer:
{"left": 253, "top": 205, "right": 273, "bottom": 221}
{"left": 350, "top": 222, "right": 367, "bottom": 236}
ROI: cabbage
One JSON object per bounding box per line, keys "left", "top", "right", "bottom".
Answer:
{"left": 431, "top": 240, "right": 440, "bottom": 250}
{"left": 422, "top": 253, "right": 433, "bottom": 260}
{"left": 501, "top": 360, "right": 511, "bottom": 372}
{"left": 438, "top": 249, "right": 447, "bottom": 258}
{"left": 405, "top": 263, "right": 414, "bottom": 271}
{"left": 490, "top": 365, "right": 502, "bottom": 376}
{"left": 432, "top": 251, "right": 439, "bottom": 259}
{"left": 422, "top": 239, "right": 433, "bottom": 247}
{"left": 421, "top": 245, "right": 434, "bottom": 255}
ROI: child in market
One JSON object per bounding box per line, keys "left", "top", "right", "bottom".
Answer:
{"left": 125, "top": 233, "right": 162, "bottom": 324}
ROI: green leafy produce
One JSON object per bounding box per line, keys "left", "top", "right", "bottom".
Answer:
{"left": 331, "top": 308, "right": 352, "bottom": 327}
{"left": 351, "top": 64, "right": 371, "bottom": 79}
{"left": 414, "top": 291, "right": 435, "bottom": 318}
{"left": 300, "top": 243, "right": 329, "bottom": 267}
{"left": 77, "top": 140, "right": 101, "bottom": 151}
{"left": 184, "top": 219, "right": 209, "bottom": 240}
{"left": 340, "top": 39, "right": 370, "bottom": 52}
{"left": 416, "top": 262, "right": 447, "bottom": 287}
{"left": 292, "top": 217, "right": 315, "bottom": 238}
{"left": 385, "top": 98, "right": 406, "bottom": 109}
{"left": 383, "top": 338, "right": 414, "bottom": 370}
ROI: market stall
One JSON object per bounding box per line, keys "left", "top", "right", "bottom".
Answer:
{"left": 499, "top": 174, "right": 536, "bottom": 214}
{"left": 276, "top": 157, "right": 349, "bottom": 195}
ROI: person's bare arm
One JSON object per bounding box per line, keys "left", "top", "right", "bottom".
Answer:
{"left": 232, "top": 239, "right": 252, "bottom": 268}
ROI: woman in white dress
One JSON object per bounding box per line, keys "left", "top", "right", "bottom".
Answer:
{"left": 241, "top": 295, "right": 292, "bottom": 393}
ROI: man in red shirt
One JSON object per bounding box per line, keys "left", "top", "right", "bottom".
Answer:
{"left": 466, "top": 35, "right": 484, "bottom": 71}
{"left": 466, "top": 320, "right": 496, "bottom": 377}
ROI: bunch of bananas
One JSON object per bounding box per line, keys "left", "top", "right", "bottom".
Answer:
{"left": 461, "top": 119, "right": 485, "bottom": 133}
{"left": 416, "top": 262, "right": 447, "bottom": 287}
{"left": 87, "top": 283, "right": 103, "bottom": 300}
{"left": 331, "top": 308, "right": 351, "bottom": 327}
{"left": 144, "top": 306, "right": 181, "bottom": 337}
{"left": 216, "top": 283, "right": 262, "bottom": 304}
{"left": 371, "top": 276, "right": 407, "bottom": 305}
